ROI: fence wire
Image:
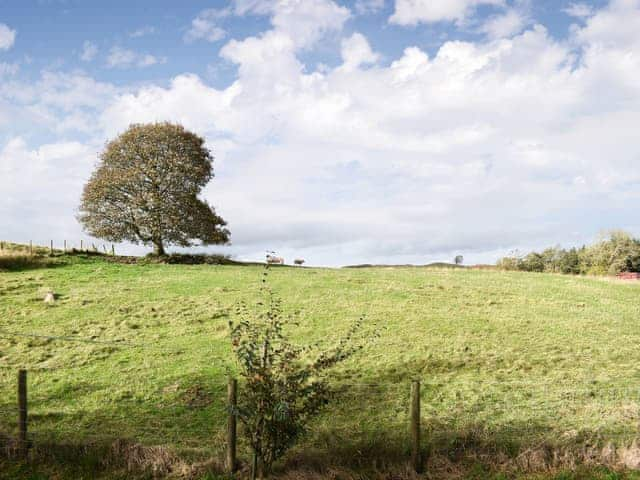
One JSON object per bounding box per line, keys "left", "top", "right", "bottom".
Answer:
{"left": 3, "top": 329, "right": 640, "bottom": 461}
{"left": 2, "top": 374, "right": 640, "bottom": 462}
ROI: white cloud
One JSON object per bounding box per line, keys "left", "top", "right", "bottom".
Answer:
{"left": 0, "top": 71, "right": 119, "bottom": 135}
{"left": 479, "top": 8, "right": 528, "bottom": 39}
{"left": 575, "top": 0, "right": 640, "bottom": 49}
{"left": 230, "top": 0, "right": 350, "bottom": 49}
{"left": 232, "top": 0, "right": 284, "bottom": 16}
{"left": 219, "top": 0, "right": 350, "bottom": 88}
{"left": 80, "top": 41, "right": 98, "bottom": 62}
{"left": 184, "top": 8, "right": 229, "bottom": 43}
{"left": 340, "top": 32, "right": 379, "bottom": 70}
{"left": 0, "top": 62, "right": 19, "bottom": 77}
{"left": 129, "top": 26, "right": 156, "bottom": 38}
{"left": 389, "top": 0, "right": 504, "bottom": 25}
{"left": 4, "top": 1, "right": 640, "bottom": 265}
{"left": 563, "top": 3, "right": 594, "bottom": 18}
{"left": 185, "top": 0, "right": 349, "bottom": 50}
{"left": 101, "top": 74, "right": 236, "bottom": 138}
{"left": 0, "top": 23, "right": 16, "bottom": 50}
{"left": 106, "top": 46, "right": 166, "bottom": 69}
{"left": 106, "top": 47, "right": 138, "bottom": 67}
{"left": 269, "top": 0, "right": 350, "bottom": 49}
{"left": 138, "top": 54, "right": 162, "bottom": 67}
{"left": 95, "top": 4, "right": 640, "bottom": 263}
{"left": 355, "top": 0, "right": 385, "bottom": 14}
{"left": 0, "top": 137, "right": 96, "bottom": 243}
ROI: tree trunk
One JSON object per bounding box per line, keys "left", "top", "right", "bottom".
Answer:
{"left": 153, "top": 240, "right": 166, "bottom": 256}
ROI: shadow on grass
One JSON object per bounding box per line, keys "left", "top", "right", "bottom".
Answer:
{"left": 2, "top": 420, "right": 636, "bottom": 480}
{"left": 1, "top": 367, "right": 638, "bottom": 479}
{"left": 0, "top": 256, "right": 67, "bottom": 272}
{"left": 0, "top": 438, "right": 178, "bottom": 480}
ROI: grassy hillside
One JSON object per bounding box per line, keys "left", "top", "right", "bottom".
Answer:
{"left": 2, "top": 252, "right": 640, "bottom": 479}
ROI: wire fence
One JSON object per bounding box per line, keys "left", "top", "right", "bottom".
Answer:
{"left": 0, "top": 240, "right": 117, "bottom": 256}
{"left": 3, "top": 330, "right": 640, "bottom": 473}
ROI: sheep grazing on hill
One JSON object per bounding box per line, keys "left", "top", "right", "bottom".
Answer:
{"left": 294, "top": 259, "right": 305, "bottom": 266}
{"left": 266, "top": 255, "right": 285, "bottom": 265}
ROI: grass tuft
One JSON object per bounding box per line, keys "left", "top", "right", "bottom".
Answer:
{"left": 2, "top": 245, "right": 640, "bottom": 478}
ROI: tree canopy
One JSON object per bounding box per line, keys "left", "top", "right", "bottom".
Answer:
{"left": 497, "top": 231, "right": 640, "bottom": 275}
{"left": 78, "top": 122, "right": 230, "bottom": 255}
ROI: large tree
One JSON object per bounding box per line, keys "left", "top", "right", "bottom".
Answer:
{"left": 78, "top": 122, "right": 230, "bottom": 256}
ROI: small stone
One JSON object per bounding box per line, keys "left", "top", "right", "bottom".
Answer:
{"left": 44, "top": 292, "right": 55, "bottom": 304}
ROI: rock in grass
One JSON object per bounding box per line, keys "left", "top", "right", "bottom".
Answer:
{"left": 43, "top": 291, "right": 55, "bottom": 304}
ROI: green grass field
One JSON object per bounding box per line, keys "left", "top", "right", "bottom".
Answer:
{"left": 2, "top": 249, "right": 640, "bottom": 479}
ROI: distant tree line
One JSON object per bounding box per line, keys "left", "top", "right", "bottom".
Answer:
{"left": 497, "top": 231, "right": 640, "bottom": 275}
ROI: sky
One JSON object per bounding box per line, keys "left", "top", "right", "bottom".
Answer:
{"left": 0, "top": 0, "right": 639, "bottom": 266}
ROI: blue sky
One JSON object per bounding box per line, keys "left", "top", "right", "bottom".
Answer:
{"left": 1, "top": 0, "right": 607, "bottom": 85}
{"left": 1, "top": 0, "right": 639, "bottom": 265}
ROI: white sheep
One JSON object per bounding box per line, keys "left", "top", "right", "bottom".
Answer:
{"left": 266, "top": 255, "right": 285, "bottom": 265}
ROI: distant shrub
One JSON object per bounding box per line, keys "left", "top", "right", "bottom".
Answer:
{"left": 68, "top": 248, "right": 105, "bottom": 257}
{"left": 580, "top": 231, "right": 640, "bottom": 275}
{"left": 163, "top": 253, "right": 234, "bottom": 265}
{"left": 131, "top": 253, "right": 236, "bottom": 265}
{"left": 496, "top": 254, "right": 520, "bottom": 271}
{"left": 556, "top": 247, "right": 581, "bottom": 274}
{"left": 497, "top": 231, "right": 640, "bottom": 276}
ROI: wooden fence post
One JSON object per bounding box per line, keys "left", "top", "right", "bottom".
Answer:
{"left": 63, "top": 240, "right": 67, "bottom": 253}
{"left": 80, "top": 240, "right": 83, "bottom": 251}
{"left": 111, "top": 244, "right": 115, "bottom": 256}
{"left": 29, "top": 241, "right": 33, "bottom": 256}
{"left": 18, "top": 369, "right": 28, "bottom": 460}
{"left": 227, "top": 378, "right": 238, "bottom": 473}
{"left": 411, "top": 380, "right": 422, "bottom": 473}
{"left": 50, "top": 240, "right": 54, "bottom": 255}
